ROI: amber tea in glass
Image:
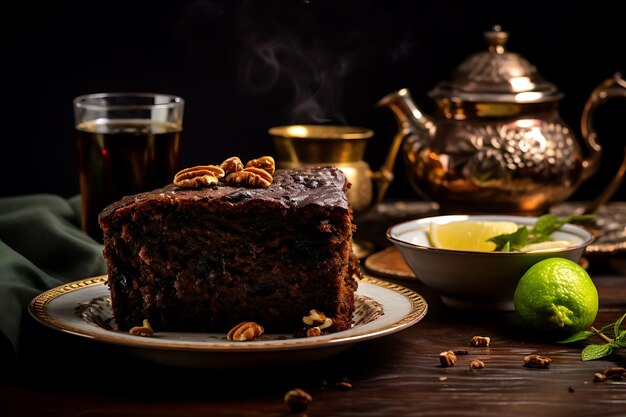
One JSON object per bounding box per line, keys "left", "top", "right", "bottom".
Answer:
{"left": 74, "top": 93, "right": 184, "bottom": 242}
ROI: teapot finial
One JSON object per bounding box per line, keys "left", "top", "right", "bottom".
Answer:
{"left": 484, "top": 25, "right": 509, "bottom": 54}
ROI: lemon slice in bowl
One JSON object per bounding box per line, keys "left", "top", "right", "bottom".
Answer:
{"left": 429, "top": 220, "right": 519, "bottom": 252}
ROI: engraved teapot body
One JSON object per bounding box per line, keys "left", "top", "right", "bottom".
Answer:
{"left": 377, "top": 26, "right": 624, "bottom": 215}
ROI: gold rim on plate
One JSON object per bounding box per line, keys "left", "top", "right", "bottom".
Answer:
{"left": 28, "top": 274, "right": 427, "bottom": 353}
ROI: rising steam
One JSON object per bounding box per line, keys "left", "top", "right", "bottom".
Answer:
{"left": 237, "top": 2, "right": 354, "bottom": 124}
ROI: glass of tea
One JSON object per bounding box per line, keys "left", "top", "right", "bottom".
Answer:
{"left": 73, "top": 93, "right": 184, "bottom": 242}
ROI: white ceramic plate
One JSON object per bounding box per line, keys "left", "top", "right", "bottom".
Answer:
{"left": 29, "top": 275, "right": 427, "bottom": 368}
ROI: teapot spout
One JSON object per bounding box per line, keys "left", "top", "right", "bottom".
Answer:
{"left": 377, "top": 88, "right": 436, "bottom": 142}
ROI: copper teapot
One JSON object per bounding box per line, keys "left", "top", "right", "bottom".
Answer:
{"left": 378, "top": 26, "right": 626, "bottom": 214}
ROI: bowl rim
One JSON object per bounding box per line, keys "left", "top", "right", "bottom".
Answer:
{"left": 386, "top": 214, "right": 595, "bottom": 255}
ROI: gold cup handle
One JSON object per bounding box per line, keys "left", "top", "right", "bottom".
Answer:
{"left": 369, "top": 128, "right": 407, "bottom": 207}
{"left": 582, "top": 73, "right": 626, "bottom": 214}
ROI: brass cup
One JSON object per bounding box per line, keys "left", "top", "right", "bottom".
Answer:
{"left": 269, "top": 125, "right": 376, "bottom": 213}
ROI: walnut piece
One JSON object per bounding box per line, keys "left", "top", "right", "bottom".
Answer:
{"left": 439, "top": 350, "right": 457, "bottom": 367}
{"left": 523, "top": 354, "right": 552, "bottom": 368}
{"left": 129, "top": 319, "right": 154, "bottom": 336}
{"left": 174, "top": 156, "right": 275, "bottom": 189}
{"left": 302, "top": 309, "right": 333, "bottom": 330}
{"left": 220, "top": 156, "right": 244, "bottom": 176}
{"left": 246, "top": 155, "right": 276, "bottom": 175}
{"left": 225, "top": 167, "right": 273, "bottom": 188}
{"left": 603, "top": 366, "right": 625, "bottom": 380}
{"left": 306, "top": 327, "right": 322, "bottom": 337}
{"left": 470, "top": 336, "right": 491, "bottom": 347}
{"left": 173, "top": 165, "right": 224, "bottom": 188}
{"left": 594, "top": 373, "right": 608, "bottom": 382}
{"left": 469, "top": 359, "right": 485, "bottom": 369}
{"left": 284, "top": 388, "right": 312, "bottom": 413}
{"left": 226, "top": 321, "right": 264, "bottom": 341}
{"left": 302, "top": 310, "right": 333, "bottom": 337}
{"left": 335, "top": 378, "right": 353, "bottom": 391}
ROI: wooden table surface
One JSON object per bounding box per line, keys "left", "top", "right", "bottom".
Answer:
{"left": 3, "top": 203, "right": 626, "bottom": 417}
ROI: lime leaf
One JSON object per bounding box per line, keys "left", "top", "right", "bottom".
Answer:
{"left": 557, "top": 330, "right": 594, "bottom": 344}
{"left": 581, "top": 344, "right": 614, "bottom": 361}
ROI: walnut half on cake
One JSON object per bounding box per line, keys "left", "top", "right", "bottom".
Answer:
{"left": 98, "top": 166, "right": 360, "bottom": 334}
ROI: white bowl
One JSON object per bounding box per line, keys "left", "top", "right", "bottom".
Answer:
{"left": 386, "top": 215, "right": 594, "bottom": 311}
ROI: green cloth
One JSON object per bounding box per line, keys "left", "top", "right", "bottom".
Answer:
{"left": 0, "top": 194, "right": 106, "bottom": 358}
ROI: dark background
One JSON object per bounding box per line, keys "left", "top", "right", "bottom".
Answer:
{"left": 3, "top": 0, "right": 625, "bottom": 202}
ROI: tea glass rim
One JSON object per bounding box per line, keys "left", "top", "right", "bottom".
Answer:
{"left": 73, "top": 92, "right": 184, "bottom": 111}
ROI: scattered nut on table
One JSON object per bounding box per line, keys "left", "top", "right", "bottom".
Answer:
{"left": 469, "top": 359, "right": 485, "bottom": 369}
{"left": 594, "top": 373, "right": 608, "bottom": 382}
{"left": 335, "top": 377, "right": 353, "bottom": 391}
{"left": 523, "top": 354, "right": 552, "bottom": 368}
{"left": 470, "top": 336, "right": 490, "bottom": 347}
{"left": 603, "top": 367, "right": 625, "bottom": 380}
{"left": 439, "top": 350, "right": 457, "bottom": 367}
{"left": 284, "top": 388, "right": 312, "bottom": 413}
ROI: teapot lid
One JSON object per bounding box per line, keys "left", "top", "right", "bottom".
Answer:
{"left": 428, "top": 26, "right": 563, "bottom": 103}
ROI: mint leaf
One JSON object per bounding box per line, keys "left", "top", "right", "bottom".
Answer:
{"left": 614, "top": 312, "right": 626, "bottom": 338}
{"left": 557, "top": 330, "right": 594, "bottom": 344}
{"left": 615, "top": 329, "right": 626, "bottom": 347}
{"left": 489, "top": 214, "right": 595, "bottom": 252}
{"left": 566, "top": 313, "right": 626, "bottom": 361}
{"left": 597, "top": 322, "right": 616, "bottom": 338}
{"left": 532, "top": 214, "right": 559, "bottom": 236}
{"left": 612, "top": 338, "right": 626, "bottom": 349}
{"left": 582, "top": 344, "right": 614, "bottom": 361}
{"left": 488, "top": 227, "right": 529, "bottom": 251}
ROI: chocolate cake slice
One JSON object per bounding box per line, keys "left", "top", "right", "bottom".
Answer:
{"left": 98, "top": 166, "right": 360, "bottom": 333}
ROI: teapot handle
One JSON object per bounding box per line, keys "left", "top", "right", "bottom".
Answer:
{"left": 582, "top": 73, "right": 626, "bottom": 214}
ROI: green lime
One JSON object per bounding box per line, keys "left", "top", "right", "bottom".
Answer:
{"left": 514, "top": 258, "right": 598, "bottom": 336}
